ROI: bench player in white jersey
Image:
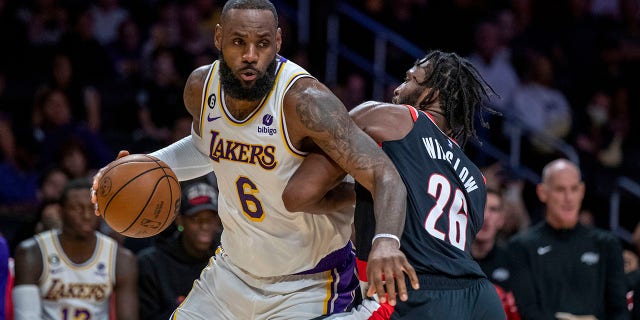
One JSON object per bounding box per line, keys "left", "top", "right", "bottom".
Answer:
{"left": 91, "top": 0, "right": 418, "bottom": 319}
{"left": 13, "top": 179, "right": 138, "bottom": 320}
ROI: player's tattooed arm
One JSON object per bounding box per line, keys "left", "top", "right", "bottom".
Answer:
{"left": 286, "top": 78, "right": 390, "bottom": 189}
{"left": 287, "top": 78, "right": 402, "bottom": 222}
{"left": 283, "top": 102, "right": 411, "bottom": 214}
{"left": 183, "top": 65, "right": 211, "bottom": 137}
{"left": 285, "top": 78, "right": 419, "bottom": 305}
{"left": 283, "top": 150, "right": 354, "bottom": 214}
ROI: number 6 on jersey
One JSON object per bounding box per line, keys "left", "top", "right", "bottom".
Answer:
{"left": 236, "top": 176, "right": 265, "bottom": 221}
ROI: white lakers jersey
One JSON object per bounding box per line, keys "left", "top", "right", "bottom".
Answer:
{"left": 35, "top": 230, "right": 116, "bottom": 320}
{"left": 192, "top": 56, "right": 352, "bottom": 277}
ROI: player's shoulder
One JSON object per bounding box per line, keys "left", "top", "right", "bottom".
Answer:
{"left": 351, "top": 101, "right": 413, "bottom": 124}
{"left": 116, "top": 244, "right": 135, "bottom": 259}
{"left": 186, "top": 64, "right": 212, "bottom": 88}
{"left": 351, "top": 101, "right": 417, "bottom": 141}
{"left": 16, "top": 237, "right": 40, "bottom": 255}
{"left": 14, "top": 236, "right": 44, "bottom": 272}
{"left": 17, "top": 230, "right": 55, "bottom": 252}
{"left": 184, "top": 64, "right": 214, "bottom": 113}
{"left": 283, "top": 74, "right": 320, "bottom": 98}
{"left": 352, "top": 100, "right": 406, "bottom": 112}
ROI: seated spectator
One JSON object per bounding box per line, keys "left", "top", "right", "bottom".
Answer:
{"left": 46, "top": 53, "right": 102, "bottom": 133}
{"left": 136, "top": 49, "right": 187, "bottom": 150}
{"left": 34, "top": 201, "right": 63, "bottom": 233}
{"left": 0, "top": 116, "right": 39, "bottom": 206}
{"left": 471, "top": 187, "right": 521, "bottom": 320}
{"left": 58, "top": 141, "right": 94, "bottom": 179}
{"left": 472, "top": 188, "right": 512, "bottom": 289}
{"left": 468, "top": 19, "right": 519, "bottom": 111}
{"left": 507, "top": 159, "right": 629, "bottom": 319}
{"left": 31, "top": 87, "right": 112, "bottom": 169}
{"left": 510, "top": 51, "right": 572, "bottom": 170}
{"left": 576, "top": 90, "right": 625, "bottom": 168}
{"left": 482, "top": 162, "right": 530, "bottom": 242}
{"left": 137, "top": 179, "right": 222, "bottom": 320}
{"left": 37, "top": 167, "right": 69, "bottom": 203}
{"left": 90, "top": 0, "right": 130, "bottom": 46}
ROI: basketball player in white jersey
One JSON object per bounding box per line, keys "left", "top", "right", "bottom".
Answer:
{"left": 91, "top": 0, "right": 418, "bottom": 318}
{"left": 13, "top": 179, "right": 138, "bottom": 320}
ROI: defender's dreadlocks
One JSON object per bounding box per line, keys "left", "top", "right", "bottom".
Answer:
{"left": 415, "top": 50, "right": 498, "bottom": 146}
{"left": 221, "top": 0, "right": 278, "bottom": 27}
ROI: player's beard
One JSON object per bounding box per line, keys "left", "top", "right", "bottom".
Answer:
{"left": 393, "top": 86, "right": 424, "bottom": 108}
{"left": 219, "top": 53, "right": 278, "bottom": 101}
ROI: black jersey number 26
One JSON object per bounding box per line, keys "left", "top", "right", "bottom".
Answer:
{"left": 425, "top": 174, "right": 469, "bottom": 251}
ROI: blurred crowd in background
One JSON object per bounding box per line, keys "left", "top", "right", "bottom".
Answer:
{"left": 0, "top": 0, "right": 640, "bottom": 318}
{"left": 0, "top": 0, "right": 639, "bottom": 279}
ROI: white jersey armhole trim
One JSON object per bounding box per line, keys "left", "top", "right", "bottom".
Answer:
{"left": 280, "top": 73, "right": 314, "bottom": 157}
{"left": 100, "top": 233, "right": 118, "bottom": 286}
{"left": 197, "top": 62, "right": 216, "bottom": 138}
{"left": 34, "top": 232, "right": 49, "bottom": 284}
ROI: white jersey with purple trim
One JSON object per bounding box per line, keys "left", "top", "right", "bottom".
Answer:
{"left": 35, "top": 230, "right": 116, "bottom": 320}
{"left": 192, "top": 56, "right": 352, "bottom": 277}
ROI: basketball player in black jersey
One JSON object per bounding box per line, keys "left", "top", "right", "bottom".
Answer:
{"left": 283, "top": 50, "right": 506, "bottom": 319}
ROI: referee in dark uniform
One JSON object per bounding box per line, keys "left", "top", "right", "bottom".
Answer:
{"left": 507, "top": 159, "right": 629, "bottom": 320}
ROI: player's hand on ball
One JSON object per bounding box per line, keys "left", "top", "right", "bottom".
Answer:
{"left": 366, "top": 238, "right": 419, "bottom": 306}
{"left": 91, "top": 150, "right": 130, "bottom": 216}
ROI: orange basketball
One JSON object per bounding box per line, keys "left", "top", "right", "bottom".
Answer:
{"left": 96, "top": 154, "right": 181, "bottom": 238}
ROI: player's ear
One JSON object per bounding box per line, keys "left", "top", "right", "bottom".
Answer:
{"left": 214, "top": 24, "right": 223, "bottom": 51}
{"left": 276, "top": 27, "right": 282, "bottom": 53}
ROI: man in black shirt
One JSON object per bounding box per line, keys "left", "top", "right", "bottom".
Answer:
{"left": 137, "top": 179, "right": 223, "bottom": 320}
{"left": 507, "top": 159, "right": 629, "bottom": 320}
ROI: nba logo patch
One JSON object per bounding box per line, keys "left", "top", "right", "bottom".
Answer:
{"left": 95, "top": 262, "right": 108, "bottom": 277}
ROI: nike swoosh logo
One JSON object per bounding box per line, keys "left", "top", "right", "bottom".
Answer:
{"left": 207, "top": 114, "right": 221, "bottom": 122}
{"left": 537, "top": 245, "right": 552, "bottom": 255}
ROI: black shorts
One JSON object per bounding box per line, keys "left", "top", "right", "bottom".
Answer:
{"left": 391, "top": 276, "right": 505, "bottom": 320}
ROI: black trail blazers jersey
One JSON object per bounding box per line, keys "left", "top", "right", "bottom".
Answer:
{"left": 355, "top": 106, "right": 486, "bottom": 278}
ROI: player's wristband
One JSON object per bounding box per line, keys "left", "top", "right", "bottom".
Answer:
{"left": 372, "top": 233, "right": 401, "bottom": 249}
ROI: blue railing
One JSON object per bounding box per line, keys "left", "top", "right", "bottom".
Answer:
{"left": 326, "top": 2, "right": 424, "bottom": 100}
{"left": 283, "top": 1, "right": 640, "bottom": 238}
{"left": 286, "top": 0, "right": 638, "bottom": 243}
{"left": 610, "top": 176, "right": 640, "bottom": 242}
